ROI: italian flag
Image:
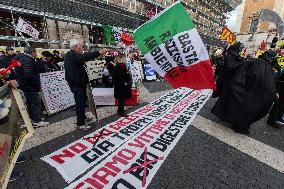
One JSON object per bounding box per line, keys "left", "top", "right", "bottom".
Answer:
{"left": 103, "top": 25, "right": 133, "bottom": 46}
{"left": 134, "top": 2, "right": 216, "bottom": 90}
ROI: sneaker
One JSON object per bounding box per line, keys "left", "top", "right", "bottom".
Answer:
{"left": 9, "top": 171, "right": 24, "bottom": 182}
{"left": 76, "top": 125, "right": 91, "bottom": 131}
{"left": 32, "top": 121, "right": 50, "bottom": 128}
{"left": 16, "top": 155, "right": 28, "bottom": 164}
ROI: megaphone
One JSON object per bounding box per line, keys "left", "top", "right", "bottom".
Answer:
{"left": 0, "top": 60, "right": 21, "bottom": 76}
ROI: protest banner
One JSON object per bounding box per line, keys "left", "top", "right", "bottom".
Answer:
{"left": 144, "top": 64, "right": 157, "bottom": 81}
{"left": 66, "top": 89, "right": 211, "bottom": 189}
{"left": 0, "top": 85, "right": 34, "bottom": 189}
{"left": 219, "top": 25, "right": 237, "bottom": 45}
{"left": 41, "top": 88, "right": 194, "bottom": 183}
{"left": 134, "top": 2, "right": 215, "bottom": 90}
{"left": 40, "top": 71, "right": 75, "bottom": 115}
{"left": 16, "top": 17, "right": 39, "bottom": 39}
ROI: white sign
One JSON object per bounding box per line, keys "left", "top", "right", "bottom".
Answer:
{"left": 85, "top": 60, "right": 105, "bottom": 81}
{"left": 130, "top": 61, "right": 144, "bottom": 85}
{"left": 16, "top": 18, "right": 39, "bottom": 39}
{"left": 40, "top": 71, "right": 75, "bottom": 115}
{"left": 41, "top": 88, "right": 196, "bottom": 183}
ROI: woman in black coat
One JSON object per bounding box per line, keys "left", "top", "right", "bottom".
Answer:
{"left": 113, "top": 54, "right": 132, "bottom": 117}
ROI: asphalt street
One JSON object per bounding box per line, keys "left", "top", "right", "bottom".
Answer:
{"left": 7, "top": 81, "right": 284, "bottom": 189}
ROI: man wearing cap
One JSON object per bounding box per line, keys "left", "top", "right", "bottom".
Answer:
{"left": 212, "top": 49, "right": 277, "bottom": 134}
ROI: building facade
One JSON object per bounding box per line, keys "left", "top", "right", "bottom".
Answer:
{"left": 0, "top": 0, "right": 241, "bottom": 49}
{"left": 238, "top": 0, "right": 284, "bottom": 33}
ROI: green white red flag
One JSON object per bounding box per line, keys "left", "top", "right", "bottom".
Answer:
{"left": 134, "top": 2, "right": 215, "bottom": 90}
{"left": 103, "top": 25, "right": 133, "bottom": 46}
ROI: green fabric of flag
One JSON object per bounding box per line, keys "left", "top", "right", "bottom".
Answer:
{"left": 103, "top": 24, "right": 115, "bottom": 44}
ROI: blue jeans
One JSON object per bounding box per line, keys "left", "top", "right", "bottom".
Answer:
{"left": 24, "top": 92, "right": 41, "bottom": 123}
{"left": 70, "top": 87, "right": 86, "bottom": 126}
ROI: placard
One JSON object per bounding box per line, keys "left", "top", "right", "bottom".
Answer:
{"left": 85, "top": 60, "right": 106, "bottom": 81}
{"left": 144, "top": 64, "right": 157, "bottom": 81}
{"left": 130, "top": 61, "right": 144, "bottom": 85}
{"left": 40, "top": 71, "right": 75, "bottom": 115}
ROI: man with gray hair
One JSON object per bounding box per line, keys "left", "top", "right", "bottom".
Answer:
{"left": 14, "top": 46, "right": 49, "bottom": 127}
{"left": 64, "top": 39, "right": 107, "bottom": 130}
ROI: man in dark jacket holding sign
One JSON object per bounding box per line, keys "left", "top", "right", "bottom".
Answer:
{"left": 64, "top": 39, "right": 107, "bottom": 130}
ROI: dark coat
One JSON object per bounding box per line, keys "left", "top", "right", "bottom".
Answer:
{"left": 37, "top": 58, "right": 60, "bottom": 73}
{"left": 0, "top": 54, "right": 16, "bottom": 80}
{"left": 113, "top": 63, "right": 132, "bottom": 99}
{"left": 211, "top": 57, "right": 276, "bottom": 127}
{"left": 275, "top": 72, "right": 284, "bottom": 98}
{"left": 64, "top": 50, "right": 100, "bottom": 88}
{"left": 14, "top": 53, "right": 41, "bottom": 92}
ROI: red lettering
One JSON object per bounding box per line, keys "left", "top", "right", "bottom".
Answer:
{"left": 85, "top": 129, "right": 112, "bottom": 145}
{"left": 105, "top": 155, "right": 128, "bottom": 173}
{"left": 92, "top": 167, "right": 116, "bottom": 185}
{"left": 164, "top": 114, "right": 176, "bottom": 120}
{"left": 50, "top": 149, "right": 75, "bottom": 164}
{"left": 69, "top": 143, "right": 88, "bottom": 154}
{"left": 85, "top": 178, "right": 104, "bottom": 189}
{"left": 117, "top": 149, "right": 136, "bottom": 160}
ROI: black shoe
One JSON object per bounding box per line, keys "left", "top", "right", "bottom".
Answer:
{"left": 266, "top": 120, "right": 280, "bottom": 128}
{"left": 9, "top": 171, "right": 24, "bottom": 182}
{"left": 16, "top": 155, "right": 27, "bottom": 164}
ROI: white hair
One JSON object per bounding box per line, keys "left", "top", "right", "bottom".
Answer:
{"left": 70, "top": 39, "right": 83, "bottom": 49}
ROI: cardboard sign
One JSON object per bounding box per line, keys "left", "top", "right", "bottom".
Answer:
{"left": 0, "top": 85, "right": 34, "bottom": 189}
{"left": 40, "top": 71, "right": 75, "bottom": 115}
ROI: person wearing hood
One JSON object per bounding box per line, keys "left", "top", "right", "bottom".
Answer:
{"left": 14, "top": 46, "right": 50, "bottom": 128}
{"left": 211, "top": 49, "right": 277, "bottom": 134}
{"left": 212, "top": 42, "right": 244, "bottom": 98}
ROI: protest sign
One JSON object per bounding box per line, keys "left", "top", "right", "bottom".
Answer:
{"left": 66, "top": 89, "right": 211, "bottom": 189}
{"left": 41, "top": 88, "right": 194, "bottom": 183}
{"left": 144, "top": 64, "right": 157, "bottom": 81}
{"left": 219, "top": 25, "right": 237, "bottom": 45}
{"left": 85, "top": 60, "right": 106, "bottom": 81}
{"left": 40, "top": 71, "right": 75, "bottom": 115}
{"left": 130, "top": 61, "right": 144, "bottom": 84}
{"left": 0, "top": 85, "right": 34, "bottom": 189}
{"left": 134, "top": 2, "right": 215, "bottom": 90}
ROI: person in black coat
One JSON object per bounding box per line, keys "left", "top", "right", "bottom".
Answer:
{"left": 211, "top": 49, "right": 277, "bottom": 134}
{"left": 64, "top": 39, "right": 107, "bottom": 130}
{"left": 14, "top": 47, "right": 50, "bottom": 127}
{"left": 267, "top": 72, "right": 284, "bottom": 128}
{"left": 113, "top": 54, "right": 132, "bottom": 117}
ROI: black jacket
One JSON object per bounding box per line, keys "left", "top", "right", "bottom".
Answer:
{"left": 113, "top": 63, "right": 132, "bottom": 99}
{"left": 14, "top": 53, "right": 41, "bottom": 92}
{"left": 64, "top": 50, "right": 100, "bottom": 88}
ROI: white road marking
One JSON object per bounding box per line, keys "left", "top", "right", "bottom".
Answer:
{"left": 192, "top": 115, "right": 284, "bottom": 173}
